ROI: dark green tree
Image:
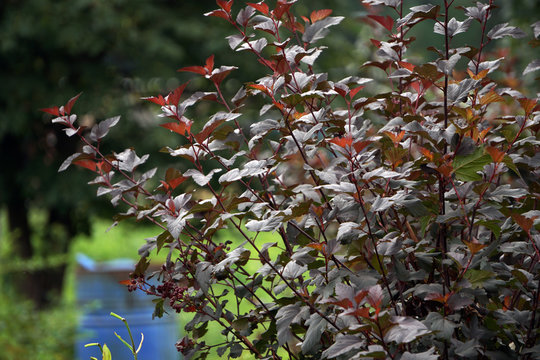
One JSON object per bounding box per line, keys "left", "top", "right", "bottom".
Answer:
{"left": 0, "top": 0, "right": 228, "bottom": 307}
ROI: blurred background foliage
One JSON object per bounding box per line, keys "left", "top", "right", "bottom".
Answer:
{"left": 0, "top": 0, "right": 537, "bottom": 358}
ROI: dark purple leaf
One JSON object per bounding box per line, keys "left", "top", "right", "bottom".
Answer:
{"left": 385, "top": 316, "right": 430, "bottom": 344}
{"left": 89, "top": 116, "right": 121, "bottom": 142}
{"left": 321, "top": 335, "right": 364, "bottom": 359}
{"left": 487, "top": 23, "right": 527, "bottom": 39}
{"left": 302, "top": 16, "right": 344, "bottom": 43}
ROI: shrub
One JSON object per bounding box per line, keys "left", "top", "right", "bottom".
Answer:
{"left": 0, "top": 293, "right": 76, "bottom": 360}
{"left": 44, "top": 0, "right": 539, "bottom": 359}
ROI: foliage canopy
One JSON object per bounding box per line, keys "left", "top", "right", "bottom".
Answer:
{"left": 47, "top": 0, "right": 539, "bottom": 359}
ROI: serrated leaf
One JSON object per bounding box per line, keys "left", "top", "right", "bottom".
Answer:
{"left": 487, "top": 23, "right": 527, "bottom": 39}
{"left": 425, "top": 312, "right": 457, "bottom": 340}
{"left": 302, "top": 313, "right": 326, "bottom": 354}
{"left": 184, "top": 168, "right": 222, "bottom": 186}
{"left": 195, "top": 261, "right": 213, "bottom": 294}
{"left": 245, "top": 215, "right": 284, "bottom": 232}
{"left": 464, "top": 269, "right": 494, "bottom": 288}
{"left": 322, "top": 335, "right": 363, "bottom": 359}
{"left": 453, "top": 147, "right": 491, "bottom": 181}
{"left": 385, "top": 316, "right": 430, "bottom": 344}
{"left": 115, "top": 148, "right": 149, "bottom": 173}
{"left": 282, "top": 260, "right": 307, "bottom": 279}
{"left": 368, "top": 15, "right": 393, "bottom": 32}
{"left": 434, "top": 18, "right": 472, "bottom": 37}
{"left": 276, "top": 304, "right": 300, "bottom": 345}
{"left": 437, "top": 54, "right": 461, "bottom": 75}
{"left": 447, "top": 79, "right": 479, "bottom": 105}
{"left": 214, "top": 247, "right": 251, "bottom": 273}
{"left": 89, "top": 116, "right": 121, "bottom": 142}
{"left": 302, "top": 16, "right": 344, "bottom": 43}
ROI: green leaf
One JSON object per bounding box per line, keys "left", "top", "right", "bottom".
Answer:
{"left": 464, "top": 269, "right": 495, "bottom": 288}
{"left": 114, "top": 331, "right": 133, "bottom": 352}
{"left": 232, "top": 317, "right": 250, "bottom": 332}
{"left": 453, "top": 147, "right": 492, "bottom": 181}
{"left": 102, "top": 344, "right": 112, "bottom": 360}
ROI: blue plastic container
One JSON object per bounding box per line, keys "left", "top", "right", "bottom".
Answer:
{"left": 75, "top": 254, "right": 181, "bottom": 359}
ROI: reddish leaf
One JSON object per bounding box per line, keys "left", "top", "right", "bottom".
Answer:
{"left": 384, "top": 130, "right": 405, "bottom": 145}
{"left": 178, "top": 65, "right": 207, "bottom": 76}
{"left": 272, "top": 1, "right": 293, "bottom": 20}
{"left": 217, "top": 0, "right": 233, "bottom": 13}
{"left": 310, "top": 9, "right": 332, "bottom": 23}
{"left": 479, "top": 90, "right": 504, "bottom": 106}
{"left": 142, "top": 94, "right": 166, "bottom": 106}
{"left": 65, "top": 92, "right": 82, "bottom": 115}
{"left": 410, "top": 81, "right": 421, "bottom": 94}
{"left": 518, "top": 97, "right": 538, "bottom": 115}
{"left": 334, "top": 85, "right": 348, "bottom": 98}
{"left": 205, "top": 55, "right": 215, "bottom": 73}
{"left": 204, "top": 8, "right": 231, "bottom": 21}
{"left": 425, "top": 292, "right": 449, "bottom": 303}
{"left": 370, "top": 38, "right": 381, "bottom": 48}
{"left": 398, "top": 61, "right": 415, "bottom": 71}
{"left": 350, "top": 307, "right": 371, "bottom": 318}
{"left": 464, "top": 240, "right": 488, "bottom": 255}
{"left": 512, "top": 213, "right": 534, "bottom": 233}
{"left": 74, "top": 159, "right": 97, "bottom": 172}
{"left": 437, "top": 163, "right": 453, "bottom": 178}
{"left": 355, "top": 290, "right": 368, "bottom": 305}
{"left": 119, "top": 279, "right": 132, "bottom": 286}
{"left": 169, "top": 176, "right": 187, "bottom": 190}
{"left": 307, "top": 243, "right": 324, "bottom": 252}
{"left": 419, "top": 147, "right": 434, "bottom": 161}
{"left": 367, "top": 15, "right": 394, "bottom": 32}
{"left": 209, "top": 66, "right": 238, "bottom": 85}
{"left": 349, "top": 86, "right": 364, "bottom": 99}
{"left": 247, "top": 2, "right": 269, "bottom": 15}
{"left": 96, "top": 161, "right": 113, "bottom": 174}
{"left": 167, "top": 83, "right": 189, "bottom": 106}
{"left": 160, "top": 122, "right": 189, "bottom": 136}
{"left": 330, "top": 135, "right": 353, "bottom": 148}
{"left": 485, "top": 146, "right": 505, "bottom": 163}
{"left": 331, "top": 298, "right": 354, "bottom": 309}
{"left": 247, "top": 84, "right": 271, "bottom": 95}
{"left": 195, "top": 120, "right": 224, "bottom": 143}
{"left": 40, "top": 106, "right": 60, "bottom": 116}
{"left": 353, "top": 140, "right": 372, "bottom": 154}
{"left": 466, "top": 68, "right": 489, "bottom": 80}
{"left": 366, "top": 285, "right": 383, "bottom": 309}
{"left": 165, "top": 168, "right": 188, "bottom": 190}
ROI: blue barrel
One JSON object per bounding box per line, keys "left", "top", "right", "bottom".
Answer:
{"left": 75, "top": 254, "right": 181, "bottom": 360}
